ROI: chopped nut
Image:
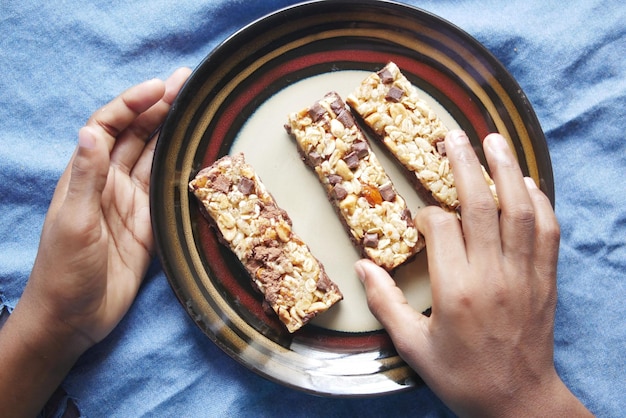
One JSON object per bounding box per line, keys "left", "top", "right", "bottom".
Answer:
{"left": 189, "top": 153, "right": 343, "bottom": 333}
{"left": 276, "top": 221, "right": 292, "bottom": 242}
{"left": 335, "top": 158, "right": 354, "bottom": 180}
{"left": 286, "top": 92, "right": 424, "bottom": 270}
{"left": 346, "top": 62, "right": 498, "bottom": 211}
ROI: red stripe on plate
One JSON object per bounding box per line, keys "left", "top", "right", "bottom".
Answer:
{"left": 197, "top": 49, "right": 491, "bottom": 347}
{"left": 204, "top": 49, "right": 490, "bottom": 166}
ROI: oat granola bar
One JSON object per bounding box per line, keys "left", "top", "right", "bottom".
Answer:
{"left": 346, "top": 61, "right": 498, "bottom": 211}
{"left": 189, "top": 153, "right": 342, "bottom": 333}
{"left": 285, "top": 92, "right": 424, "bottom": 271}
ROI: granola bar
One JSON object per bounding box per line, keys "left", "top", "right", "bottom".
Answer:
{"left": 189, "top": 153, "right": 343, "bottom": 333}
{"left": 346, "top": 61, "right": 498, "bottom": 211}
{"left": 285, "top": 92, "right": 424, "bottom": 271}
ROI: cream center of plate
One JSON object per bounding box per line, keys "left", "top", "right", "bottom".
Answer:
{"left": 232, "top": 70, "right": 458, "bottom": 333}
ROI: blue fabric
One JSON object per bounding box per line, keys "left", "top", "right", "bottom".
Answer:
{"left": 1, "top": 1, "right": 625, "bottom": 416}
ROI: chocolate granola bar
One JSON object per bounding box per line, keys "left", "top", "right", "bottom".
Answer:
{"left": 285, "top": 92, "right": 424, "bottom": 271}
{"left": 189, "top": 153, "right": 343, "bottom": 333}
{"left": 346, "top": 62, "right": 498, "bottom": 211}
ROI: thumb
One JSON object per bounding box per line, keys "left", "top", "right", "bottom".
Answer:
{"left": 355, "top": 259, "right": 429, "bottom": 354}
{"left": 65, "top": 126, "right": 110, "bottom": 215}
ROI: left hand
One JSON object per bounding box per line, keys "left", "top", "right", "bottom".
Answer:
{"left": 0, "top": 68, "right": 191, "bottom": 417}
{"left": 24, "top": 67, "right": 191, "bottom": 352}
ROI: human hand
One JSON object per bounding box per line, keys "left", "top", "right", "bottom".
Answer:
{"left": 355, "top": 131, "right": 590, "bottom": 416}
{"left": 22, "top": 67, "right": 191, "bottom": 353}
{"left": 0, "top": 68, "right": 191, "bottom": 416}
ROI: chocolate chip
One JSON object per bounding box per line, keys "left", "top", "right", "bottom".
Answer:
{"left": 307, "top": 151, "right": 323, "bottom": 166}
{"left": 435, "top": 139, "right": 447, "bottom": 156}
{"left": 238, "top": 177, "right": 255, "bottom": 195}
{"left": 377, "top": 68, "right": 394, "bottom": 84}
{"left": 344, "top": 151, "right": 359, "bottom": 169}
{"left": 329, "top": 96, "right": 345, "bottom": 115}
{"left": 401, "top": 208, "right": 413, "bottom": 223}
{"left": 385, "top": 86, "right": 404, "bottom": 102}
{"left": 308, "top": 102, "right": 326, "bottom": 122}
{"left": 336, "top": 109, "right": 355, "bottom": 128}
{"left": 259, "top": 203, "right": 288, "bottom": 221}
{"left": 212, "top": 174, "right": 231, "bottom": 193}
{"left": 252, "top": 246, "right": 282, "bottom": 262}
{"left": 316, "top": 274, "right": 331, "bottom": 291}
{"left": 351, "top": 141, "right": 369, "bottom": 159}
{"left": 379, "top": 183, "right": 396, "bottom": 202}
{"left": 332, "top": 184, "right": 348, "bottom": 200}
{"left": 327, "top": 174, "right": 343, "bottom": 185}
{"left": 363, "top": 233, "right": 379, "bottom": 248}
{"left": 255, "top": 264, "right": 283, "bottom": 283}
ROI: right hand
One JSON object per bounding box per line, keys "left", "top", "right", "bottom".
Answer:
{"left": 355, "top": 130, "right": 591, "bottom": 417}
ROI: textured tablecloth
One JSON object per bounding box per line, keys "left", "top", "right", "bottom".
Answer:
{"left": 1, "top": 1, "right": 624, "bottom": 416}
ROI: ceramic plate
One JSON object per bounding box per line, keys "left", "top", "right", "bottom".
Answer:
{"left": 151, "top": 0, "right": 553, "bottom": 397}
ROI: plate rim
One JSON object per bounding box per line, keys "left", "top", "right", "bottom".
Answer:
{"left": 151, "top": 0, "right": 553, "bottom": 398}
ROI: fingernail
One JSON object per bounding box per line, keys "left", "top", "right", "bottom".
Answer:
{"left": 484, "top": 133, "right": 509, "bottom": 155}
{"left": 354, "top": 260, "right": 367, "bottom": 283}
{"left": 78, "top": 127, "right": 97, "bottom": 150}
{"left": 524, "top": 177, "right": 538, "bottom": 189}
{"left": 446, "top": 129, "right": 469, "bottom": 145}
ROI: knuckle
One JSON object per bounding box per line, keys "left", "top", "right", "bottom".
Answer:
{"left": 128, "top": 121, "right": 154, "bottom": 143}
{"left": 528, "top": 187, "right": 560, "bottom": 243}
{"left": 490, "top": 277, "right": 513, "bottom": 306}
{"left": 505, "top": 203, "right": 536, "bottom": 228}
{"left": 451, "top": 142, "right": 480, "bottom": 165}
{"left": 94, "top": 118, "right": 121, "bottom": 139}
{"left": 418, "top": 207, "right": 458, "bottom": 232}
{"left": 444, "top": 287, "right": 475, "bottom": 319}
{"left": 463, "top": 196, "right": 498, "bottom": 218}
{"left": 365, "top": 285, "right": 395, "bottom": 319}
{"left": 542, "top": 220, "right": 561, "bottom": 244}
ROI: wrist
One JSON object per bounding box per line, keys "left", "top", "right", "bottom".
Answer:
{"left": 0, "top": 294, "right": 86, "bottom": 416}
{"left": 481, "top": 371, "right": 592, "bottom": 418}
{"left": 518, "top": 374, "right": 592, "bottom": 418}
{"left": 17, "top": 284, "right": 92, "bottom": 362}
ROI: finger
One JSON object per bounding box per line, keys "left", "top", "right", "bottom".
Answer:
{"left": 86, "top": 78, "right": 166, "bottom": 154}
{"left": 46, "top": 154, "right": 76, "bottom": 223}
{"left": 129, "top": 67, "right": 192, "bottom": 192}
{"left": 483, "top": 133, "right": 535, "bottom": 260}
{"left": 111, "top": 67, "right": 192, "bottom": 174}
{"left": 48, "top": 78, "right": 166, "bottom": 220}
{"left": 446, "top": 130, "right": 500, "bottom": 257}
{"left": 355, "top": 259, "right": 428, "bottom": 356}
{"left": 524, "top": 177, "right": 560, "bottom": 281}
{"left": 414, "top": 206, "right": 467, "bottom": 304}
{"left": 161, "top": 67, "right": 193, "bottom": 105}
{"left": 63, "top": 126, "right": 110, "bottom": 223}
